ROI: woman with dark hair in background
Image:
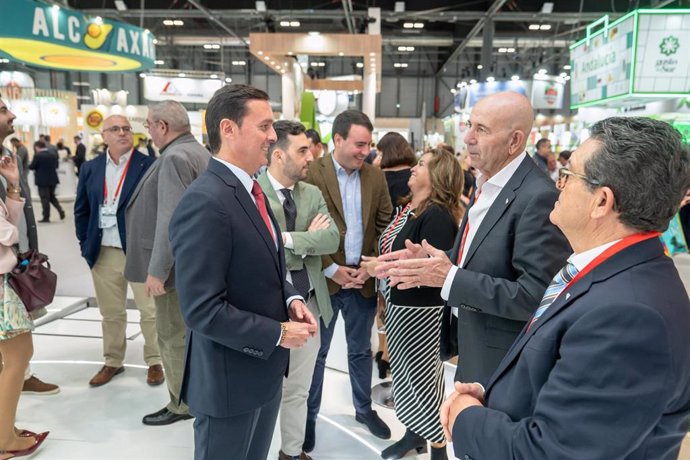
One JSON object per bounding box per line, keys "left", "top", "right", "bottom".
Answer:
{"left": 376, "top": 132, "right": 417, "bottom": 206}
{"left": 363, "top": 149, "right": 464, "bottom": 460}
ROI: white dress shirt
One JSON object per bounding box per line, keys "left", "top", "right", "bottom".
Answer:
{"left": 442, "top": 152, "right": 527, "bottom": 301}
{"left": 101, "top": 150, "right": 131, "bottom": 248}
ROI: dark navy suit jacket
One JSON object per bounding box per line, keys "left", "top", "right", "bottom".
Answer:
{"left": 446, "top": 155, "right": 571, "bottom": 383}
{"left": 74, "top": 149, "right": 154, "bottom": 268}
{"left": 169, "top": 159, "right": 297, "bottom": 417}
{"left": 29, "top": 150, "right": 59, "bottom": 187}
{"left": 452, "top": 238, "right": 690, "bottom": 460}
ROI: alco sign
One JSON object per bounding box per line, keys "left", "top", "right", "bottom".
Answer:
{"left": 570, "top": 9, "right": 690, "bottom": 108}
{"left": 0, "top": 0, "right": 155, "bottom": 72}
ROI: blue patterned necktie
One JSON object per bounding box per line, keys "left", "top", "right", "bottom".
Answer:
{"left": 528, "top": 262, "right": 579, "bottom": 330}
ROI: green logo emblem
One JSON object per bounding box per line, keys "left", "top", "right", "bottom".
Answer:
{"left": 659, "top": 35, "right": 679, "bottom": 56}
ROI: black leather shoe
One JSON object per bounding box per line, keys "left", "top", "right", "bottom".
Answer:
{"left": 381, "top": 429, "right": 427, "bottom": 459}
{"left": 302, "top": 419, "right": 315, "bottom": 453}
{"left": 430, "top": 445, "right": 448, "bottom": 460}
{"left": 355, "top": 410, "right": 391, "bottom": 439}
{"left": 142, "top": 407, "right": 193, "bottom": 426}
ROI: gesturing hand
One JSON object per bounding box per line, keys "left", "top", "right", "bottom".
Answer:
{"left": 378, "top": 240, "right": 453, "bottom": 289}
{"left": 331, "top": 265, "right": 363, "bottom": 289}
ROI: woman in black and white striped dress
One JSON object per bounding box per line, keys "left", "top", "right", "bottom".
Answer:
{"left": 364, "top": 149, "right": 464, "bottom": 459}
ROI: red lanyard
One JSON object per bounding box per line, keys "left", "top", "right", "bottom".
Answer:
{"left": 103, "top": 150, "right": 134, "bottom": 205}
{"left": 563, "top": 231, "right": 661, "bottom": 293}
{"left": 381, "top": 203, "right": 412, "bottom": 254}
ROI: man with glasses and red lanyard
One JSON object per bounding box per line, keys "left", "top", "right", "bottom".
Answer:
{"left": 441, "top": 117, "right": 690, "bottom": 459}
{"left": 75, "top": 114, "right": 161, "bottom": 388}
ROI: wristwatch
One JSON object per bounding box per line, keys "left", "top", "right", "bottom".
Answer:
{"left": 6, "top": 183, "right": 20, "bottom": 194}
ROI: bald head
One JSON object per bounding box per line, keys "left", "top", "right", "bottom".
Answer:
{"left": 464, "top": 92, "right": 534, "bottom": 178}
{"left": 476, "top": 92, "right": 533, "bottom": 150}
{"left": 102, "top": 114, "right": 133, "bottom": 157}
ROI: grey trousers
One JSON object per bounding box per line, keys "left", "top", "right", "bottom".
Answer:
{"left": 279, "top": 295, "right": 321, "bottom": 456}
{"left": 154, "top": 288, "right": 189, "bottom": 415}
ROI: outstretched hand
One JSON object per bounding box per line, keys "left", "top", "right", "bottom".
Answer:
{"left": 376, "top": 240, "right": 453, "bottom": 289}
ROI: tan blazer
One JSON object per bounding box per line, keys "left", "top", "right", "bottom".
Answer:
{"left": 305, "top": 153, "right": 392, "bottom": 298}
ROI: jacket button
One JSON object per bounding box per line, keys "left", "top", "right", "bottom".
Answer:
{"left": 258, "top": 351, "right": 264, "bottom": 357}
{"left": 243, "top": 347, "right": 249, "bottom": 353}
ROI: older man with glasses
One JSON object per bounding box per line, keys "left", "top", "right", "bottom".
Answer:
{"left": 75, "top": 114, "right": 161, "bottom": 388}
{"left": 442, "top": 117, "right": 690, "bottom": 460}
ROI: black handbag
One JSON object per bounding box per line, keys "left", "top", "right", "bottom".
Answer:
{"left": 8, "top": 250, "right": 57, "bottom": 312}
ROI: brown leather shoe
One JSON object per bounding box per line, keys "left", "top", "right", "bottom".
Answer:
{"left": 89, "top": 365, "right": 124, "bottom": 387}
{"left": 146, "top": 364, "right": 165, "bottom": 386}
{"left": 278, "top": 450, "right": 313, "bottom": 460}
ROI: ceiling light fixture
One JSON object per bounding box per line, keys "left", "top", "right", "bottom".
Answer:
{"left": 154, "top": 60, "right": 165, "bottom": 65}
{"left": 394, "top": 2, "right": 405, "bottom": 13}
{"left": 255, "top": 1, "right": 266, "bottom": 12}
{"left": 511, "top": 75, "right": 520, "bottom": 81}
{"left": 225, "top": 77, "right": 233, "bottom": 83}
{"left": 563, "top": 64, "right": 571, "bottom": 70}
{"left": 477, "top": 64, "right": 483, "bottom": 69}
{"left": 528, "top": 24, "right": 540, "bottom": 30}
{"left": 178, "top": 72, "right": 186, "bottom": 77}
{"left": 539, "top": 24, "right": 551, "bottom": 30}
{"left": 290, "top": 21, "right": 300, "bottom": 27}
{"left": 114, "top": 0, "right": 127, "bottom": 11}
{"left": 486, "top": 76, "right": 495, "bottom": 82}
{"left": 413, "top": 23, "right": 424, "bottom": 28}
{"left": 210, "top": 74, "right": 218, "bottom": 79}
{"left": 403, "top": 22, "right": 414, "bottom": 28}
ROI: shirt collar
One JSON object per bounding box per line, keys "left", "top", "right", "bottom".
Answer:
{"left": 568, "top": 239, "right": 622, "bottom": 272}
{"left": 159, "top": 132, "right": 192, "bottom": 154}
{"left": 476, "top": 151, "right": 526, "bottom": 191}
{"left": 331, "top": 153, "right": 359, "bottom": 176}
{"left": 106, "top": 149, "right": 131, "bottom": 167}
{"left": 213, "top": 157, "right": 254, "bottom": 196}
{"left": 266, "top": 171, "right": 294, "bottom": 192}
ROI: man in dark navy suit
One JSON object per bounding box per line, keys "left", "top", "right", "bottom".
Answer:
{"left": 442, "top": 117, "right": 690, "bottom": 460}
{"left": 74, "top": 114, "right": 161, "bottom": 388}
{"left": 169, "top": 85, "right": 317, "bottom": 460}
{"left": 29, "top": 140, "right": 64, "bottom": 223}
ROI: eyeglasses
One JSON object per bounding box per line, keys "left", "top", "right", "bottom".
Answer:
{"left": 103, "top": 126, "right": 133, "bottom": 134}
{"left": 557, "top": 167, "right": 600, "bottom": 189}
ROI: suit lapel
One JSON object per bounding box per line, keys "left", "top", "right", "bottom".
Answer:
{"left": 293, "top": 182, "right": 308, "bottom": 232}
{"left": 220, "top": 169, "right": 280, "bottom": 268}
{"left": 485, "top": 276, "right": 592, "bottom": 396}
{"left": 484, "top": 237, "right": 665, "bottom": 396}
{"left": 462, "top": 157, "right": 531, "bottom": 267}
{"left": 257, "top": 173, "right": 287, "bottom": 233}
{"left": 93, "top": 154, "right": 107, "bottom": 204}
{"left": 359, "top": 165, "right": 372, "bottom": 235}
{"left": 321, "top": 155, "right": 345, "bottom": 221}
{"left": 118, "top": 150, "right": 144, "bottom": 211}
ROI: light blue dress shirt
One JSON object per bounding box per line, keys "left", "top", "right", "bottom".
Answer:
{"left": 332, "top": 154, "right": 363, "bottom": 266}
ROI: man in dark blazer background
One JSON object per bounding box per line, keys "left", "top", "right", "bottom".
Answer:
{"left": 169, "top": 85, "right": 317, "bottom": 460}
{"left": 74, "top": 114, "right": 161, "bottom": 388}
{"left": 442, "top": 117, "right": 690, "bottom": 460}
{"left": 303, "top": 110, "right": 393, "bottom": 452}
{"left": 73, "top": 135, "right": 86, "bottom": 176}
{"left": 29, "top": 139, "right": 64, "bottom": 223}
{"left": 377, "top": 92, "right": 570, "bottom": 386}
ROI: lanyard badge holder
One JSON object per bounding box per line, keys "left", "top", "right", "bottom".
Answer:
{"left": 99, "top": 153, "right": 133, "bottom": 229}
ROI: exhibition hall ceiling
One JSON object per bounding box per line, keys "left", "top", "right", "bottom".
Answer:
{"left": 63, "top": 0, "right": 678, "bottom": 78}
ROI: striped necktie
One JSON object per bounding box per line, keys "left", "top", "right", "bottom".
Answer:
{"left": 528, "top": 262, "right": 579, "bottom": 330}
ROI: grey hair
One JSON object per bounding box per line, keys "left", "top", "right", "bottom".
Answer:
{"left": 585, "top": 116, "right": 690, "bottom": 232}
{"left": 148, "top": 100, "right": 191, "bottom": 133}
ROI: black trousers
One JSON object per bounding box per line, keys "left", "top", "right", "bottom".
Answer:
{"left": 192, "top": 387, "right": 281, "bottom": 460}
{"left": 37, "top": 185, "right": 64, "bottom": 220}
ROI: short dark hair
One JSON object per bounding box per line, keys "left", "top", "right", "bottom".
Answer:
{"left": 332, "top": 110, "right": 373, "bottom": 141}
{"left": 536, "top": 138, "right": 550, "bottom": 150}
{"left": 558, "top": 150, "right": 572, "bottom": 162}
{"left": 44, "top": 134, "right": 51, "bottom": 142}
{"left": 305, "top": 129, "right": 321, "bottom": 145}
{"left": 267, "top": 120, "right": 306, "bottom": 165}
{"left": 376, "top": 132, "right": 416, "bottom": 169}
{"left": 205, "top": 84, "right": 270, "bottom": 155}
{"left": 34, "top": 140, "right": 46, "bottom": 149}
{"left": 10, "top": 137, "right": 19, "bottom": 143}
{"left": 585, "top": 117, "right": 690, "bottom": 232}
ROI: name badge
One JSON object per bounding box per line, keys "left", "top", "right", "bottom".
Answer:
{"left": 99, "top": 204, "right": 117, "bottom": 229}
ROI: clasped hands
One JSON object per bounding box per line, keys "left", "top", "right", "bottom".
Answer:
{"left": 280, "top": 299, "right": 318, "bottom": 349}
{"left": 440, "top": 382, "right": 485, "bottom": 442}
{"left": 361, "top": 239, "right": 454, "bottom": 289}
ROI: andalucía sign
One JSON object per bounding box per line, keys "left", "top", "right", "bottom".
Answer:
{"left": 0, "top": 0, "right": 156, "bottom": 72}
